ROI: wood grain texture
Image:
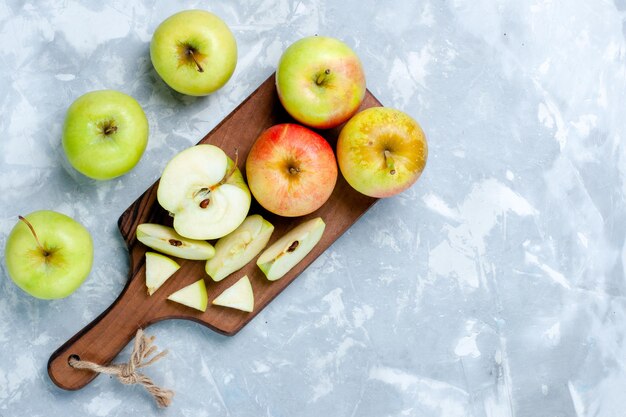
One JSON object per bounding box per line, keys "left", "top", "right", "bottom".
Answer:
{"left": 48, "top": 73, "right": 381, "bottom": 390}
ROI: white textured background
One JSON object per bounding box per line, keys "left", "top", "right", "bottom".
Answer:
{"left": 1, "top": 0, "right": 626, "bottom": 416}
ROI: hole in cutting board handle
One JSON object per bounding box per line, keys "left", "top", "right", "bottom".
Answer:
{"left": 68, "top": 354, "right": 81, "bottom": 365}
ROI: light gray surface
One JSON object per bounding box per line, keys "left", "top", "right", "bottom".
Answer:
{"left": 1, "top": 0, "right": 625, "bottom": 415}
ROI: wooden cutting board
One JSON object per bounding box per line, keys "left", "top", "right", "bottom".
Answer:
{"left": 48, "top": 73, "right": 381, "bottom": 391}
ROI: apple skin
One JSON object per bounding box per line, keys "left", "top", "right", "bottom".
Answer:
{"left": 62, "top": 90, "right": 148, "bottom": 180}
{"left": 150, "top": 10, "right": 237, "bottom": 96}
{"left": 276, "top": 36, "right": 366, "bottom": 129}
{"left": 246, "top": 124, "right": 338, "bottom": 217}
{"left": 4, "top": 211, "right": 93, "bottom": 299}
{"left": 337, "top": 107, "right": 428, "bottom": 198}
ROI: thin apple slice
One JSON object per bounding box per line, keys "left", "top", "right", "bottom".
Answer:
{"left": 136, "top": 223, "right": 215, "bottom": 260}
{"left": 205, "top": 214, "right": 274, "bottom": 282}
{"left": 145, "top": 252, "right": 180, "bottom": 296}
{"left": 212, "top": 275, "right": 254, "bottom": 312}
{"left": 257, "top": 217, "right": 325, "bottom": 281}
{"left": 167, "top": 279, "right": 208, "bottom": 312}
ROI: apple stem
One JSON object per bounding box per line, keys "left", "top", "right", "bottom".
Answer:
{"left": 18, "top": 215, "right": 48, "bottom": 256}
{"left": 104, "top": 125, "right": 117, "bottom": 135}
{"left": 187, "top": 49, "right": 204, "bottom": 73}
{"left": 215, "top": 149, "right": 239, "bottom": 189}
{"left": 315, "top": 69, "right": 331, "bottom": 85}
{"left": 384, "top": 150, "right": 396, "bottom": 175}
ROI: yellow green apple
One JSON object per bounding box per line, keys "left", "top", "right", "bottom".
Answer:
{"left": 4, "top": 211, "right": 93, "bottom": 299}
{"left": 276, "top": 36, "right": 366, "bottom": 129}
{"left": 150, "top": 10, "right": 237, "bottom": 96}
{"left": 337, "top": 107, "right": 428, "bottom": 198}
{"left": 62, "top": 90, "right": 148, "bottom": 180}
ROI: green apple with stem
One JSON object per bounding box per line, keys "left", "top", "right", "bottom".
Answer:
{"left": 4, "top": 211, "right": 93, "bottom": 299}
{"left": 158, "top": 144, "right": 251, "bottom": 240}
{"left": 150, "top": 10, "right": 237, "bottom": 96}
{"left": 337, "top": 107, "right": 428, "bottom": 198}
{"left": 212, "top": 275, "right": 254, "bottom": 312}
{"left": 276, "top": 36, "right": 366, "bottom": 129}
{"left": 62, "top": 90, "right": 148, "bottom": 180}
{"left": 145, "top": 252, "right": 180, "bottom": 296}
{"left": 205, "top": 215, "right": 274, "bottom": 282}
{"left": 167, "top": 279, "right": 208, "bottom": 312}
{"left": 257, "top": 217, "right": 325, "bottom": 281}
{"left": 136, "top": 223, "right": 215, "bottom": 260}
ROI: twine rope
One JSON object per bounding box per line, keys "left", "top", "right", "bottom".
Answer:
{"left": 69, "top": 329, "right": 174, "bottom": 408}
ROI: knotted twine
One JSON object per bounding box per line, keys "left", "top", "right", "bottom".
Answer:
{"left": 68, "top": 329, "right": 174, "bottom": 408}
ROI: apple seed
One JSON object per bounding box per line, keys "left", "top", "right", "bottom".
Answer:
{"left": 168, "top": 239, "right": 183, "bottom": 247}
{"left": 199, "top": 199, "right": 210, "bottom": 209}
{"left": 287, "top": 240, "right": 299, "bottom": 252}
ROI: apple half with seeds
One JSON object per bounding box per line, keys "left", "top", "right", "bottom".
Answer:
{"left": 145, "top": 252, "right": 180, "bottom": 296}
{"left": 157, "top": 144, "right": 251, "bottom": 240}
{"left": 257, "top": 217, "right": 325, "bottom": 281}
{"left": 167, "top": 279, "right": 208, "bottom": 312}
{"left": 205, "top": 214, "right": 274, "bottom": 282}
{"left": 212, "top": 275, "right": 254, "bottom": 312}
{"left": 136, "top": 223, "right": 215, "bottom": 260}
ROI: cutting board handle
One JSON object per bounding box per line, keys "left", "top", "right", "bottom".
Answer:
{"left": 48, "top": 274, "right": 150, "bottom": 390}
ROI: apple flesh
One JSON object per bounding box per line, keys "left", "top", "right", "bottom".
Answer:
{"left": 276, "top": 36, "right": 366, "bottom": 129}
{"left": 145, "top": 252, "right": 180, "bottom": 296}
{"left": 150, "top": 10, "right": 237, "bottom": 96}
{"left": 212, "top": 275, "right": 254, "bottom": 312}
{"left": 245, "top": 124, "right": 337, "bottom": 217}
{"left": 158, "top": 144, "right": 251, "bottom": 240}
{"left": 205, "top": 214, "right": 274, "bottom": 282}
{"left": 167, "top": 279, "right": 208, "bottom": 312}
{"left": 62, "top": 90, "right": 148, "bottom": 180}
{"left": 4, "top": 211, "right": 93, "bottom": 299}
{"left": 136, "top": 223, "right": 215, "bottom": 260}
{"left": 337, "top": 107, "right": 428, "bottom": 198}
{"left": 257, "top": 217, "right": 325, "bottom": 281}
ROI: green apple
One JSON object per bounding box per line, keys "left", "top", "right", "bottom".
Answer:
{"left": 157, "top": 144, "right": 251, "bottom": 240}
{"left": 167, "top": 279, "right": 208, "bottom": 312}
{"left": 4, "top": 211, "right": 93, "bottom": 299}
{"left": 62, "top": 90, "right": 148, "bottom": 180}
{"left": 245, "top": 124, "right": 338, "bottom": 217}
{"left": 212, "top": 275, "right": 254, "bottom": 312}
{"left": 205, "top": 215, "right": 274, "bottom": 282}
{"left": 145, "top": 252, "right": 180, "bottom": 296}
{"left": 276, "top": 36, "right": 366, "bottom": 129}
{"left": 257, "top": 217, "right": 325, "bottom": 281}
{"left": 337, "top": 107, "right": 428, "bottom": 198}
{"left": 150, "top": 10, "right": 237, "bottom": 96}
{"left": 136, "top": 223, "right": 215, "bottom": 260}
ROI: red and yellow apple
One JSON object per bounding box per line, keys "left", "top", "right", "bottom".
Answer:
{"left": 276, "top": 36, "right": 366, "bottom": 129}
{"left": 337, "top": 107, "right": 428, "bottom": 198}
{"left": 245, "top": 123, "right": 337, "bottom": 217}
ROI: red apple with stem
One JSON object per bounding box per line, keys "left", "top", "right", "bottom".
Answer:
{"left": 245, "top": 124, "right": 338, "bottom": 217}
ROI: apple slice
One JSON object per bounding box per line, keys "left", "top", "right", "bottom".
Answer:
{"left": 257, "top": 217, "right": 325, "bottom": 281}
{"left": 136, "top": 223, "right": 215, "bottom": 260}
{"left": 145, "top": 252, "right": 180, "bottom": 296}
{"left": 212, "top": 275, "right": 254, "bottom": 312}
{"left": 205, "top": 214, "right": 274, "bottom": 282}
{"left": 167, "top": 279, "right": 208, "bottom": 312}
{"left": 157, "top": 144, "right": 251, "bottom": 240}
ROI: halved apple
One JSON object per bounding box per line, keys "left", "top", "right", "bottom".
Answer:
{"left": 205, "top": 214, "right": 274, "bottom": 282}
{"left": 157, "top": 144, "right": 251, "bottom": 240}
{"left": 212, "top": 275, "right": 254, "bottom": 312}
{"left": 136, "top": 223, "right": 215, "bottom": 260}
{"left": 167, "top": 279, "right": 208, "bottom": 312}
{"left": 145, "top": 252, "right": 180, "bottom": 296}
{"left": 257, "top": 217, "right": 325, "bottom": 281}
